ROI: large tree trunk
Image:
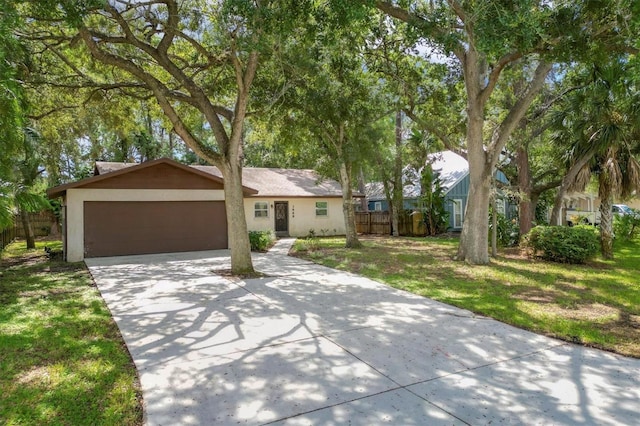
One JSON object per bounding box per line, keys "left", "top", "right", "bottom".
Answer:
{"left": 339, "top": 162, "right": 362, "bottom": 248}
{"left": 516, "top": 145, "right": 535, "bottom": 236}
{"left": 220, "top": 162, "right": 254, "bottom": 274}
{"left": 456, "top": 83, "right": 491, "bottom": 263}
{"left": 391, "top": 111, "right": 403, "bottom": 237}
{"left": 20, "top": 209, "right": 36, "bottom": 250}
{"left": 457, "top": 168, "right": 492, "bottom": 263}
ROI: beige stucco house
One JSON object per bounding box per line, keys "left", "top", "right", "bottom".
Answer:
{"left": 47, "top": 158, "right": 356, "bottom": 261}
{"left": 557, "top": 191, "right": 638, "bottom": 225}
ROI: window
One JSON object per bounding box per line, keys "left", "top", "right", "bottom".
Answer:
{"left": 453, "top": 199, "right": 463, "bottom": 228}
{"left": 254, "top": 202, "right": 269, "bottom": 218}
{"left": 496, "top": 199, "right": 505, "bottom": 215}
{"left": 374, "top": 201, "right": 382, "bottom": 211}
{"left": 315, "top": 201, "right": 328, "bottom": 217}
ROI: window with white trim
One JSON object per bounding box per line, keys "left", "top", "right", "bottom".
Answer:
{"left": 315, "top": 201, "right": 328, "bottom": 217}
{"left": 453, "top": 199, "right": 463, "bottom": 228}
{"left": 374, "top": 201, "right": 382, "bottom": 211}
{"left": 254, "top": 202, "right": 269, "bottom": 218}
{"left": 496, "top": 199, "right": 505, "bottom": 215}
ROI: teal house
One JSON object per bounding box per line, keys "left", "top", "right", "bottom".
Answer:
{"left": 366, "top": 151, "right": 515, "bottom": 231}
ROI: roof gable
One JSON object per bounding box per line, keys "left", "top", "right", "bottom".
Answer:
{"left": 47, "top": 158, "right": 256, "bottom": 198}
{"left": 428, "top": 151, "right": 469, "bottom": 194}
{"left": 86, "top": 161, "right": 224, "bottom": 190}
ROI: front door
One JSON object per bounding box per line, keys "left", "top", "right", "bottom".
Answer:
{"left": 274, "top": 201, "right": 289, "bottom": 237}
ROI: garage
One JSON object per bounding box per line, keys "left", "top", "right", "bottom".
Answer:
{"left": 83, "top": 201, "right": 227, "bottom": 258}
{"left": 47, "top": 158, "right": 257, "bottom": 262}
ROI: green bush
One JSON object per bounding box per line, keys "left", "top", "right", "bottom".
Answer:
{"left": 521, "top": 225, "right": 599, "bottom": 264}
{"left": 613, "top": 209, "right": 640, "bottom": 241}
{"left": 248, "top": 230, "right": 275, "bottom": 252}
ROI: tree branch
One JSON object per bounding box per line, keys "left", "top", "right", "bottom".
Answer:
{"left": 487, "top": 61, "right": 553, "bottom": 167}
{"left": 479, "top": 51, "right": 524, "bottom": 105}
{"left": 403, "top": 108, "right": 466, "bottom": 159}
{"left": 79, "top": 27, "right": 223, "bottom": 165}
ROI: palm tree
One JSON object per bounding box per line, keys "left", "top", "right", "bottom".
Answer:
{"left": 1, "top": 128, "right": 50, "bottom": 249}
{"left": 554, "top": 62, "right": 640, "bottom": 259}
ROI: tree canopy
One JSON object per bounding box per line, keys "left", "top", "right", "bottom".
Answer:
{"left": 4, "top": 0, "right": 640, "bottom": 266}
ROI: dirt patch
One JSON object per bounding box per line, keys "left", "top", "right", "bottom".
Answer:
{"left": 538, "top": 303, "right": 620, "bottom": 322}
{"left": 15, "top": 366, "right": 52, "bottom": 386}
{"left": 213, "top": 269, "right": 269, "bottom": 281}
{"left": 0, "top": 253, "right": 48, "bottom": 269}
{"left": 596, "top": 316, "right": 640, "bottom": 358}
{"left": 515, "top": 288, "right": 560, "bottom": 304}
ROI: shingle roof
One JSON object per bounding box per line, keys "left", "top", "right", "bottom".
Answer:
{"left": 94, "top": 162, "right": 136, "bottom": 175}
{"left": 92, "top": 160, "right": 355, "bottom": 198}
{"left": 365, "top": 182, "right": 420, "bottom": 201}
{"left": 192, "top": 166, "right": 347, "bottom": 197}
{"left": 429, "top": 150, "right": 469, "bottom": 192}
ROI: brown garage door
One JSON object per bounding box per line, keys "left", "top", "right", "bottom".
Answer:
{"left": 84, "top": 201, "right": 227, "bottom": 258}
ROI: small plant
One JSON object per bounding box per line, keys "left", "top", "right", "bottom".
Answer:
{"left": 248, "top": 230, "right": 275, "bottom": 252}
{"left": 307, "top": 229, "right": 316, "bottom": 239}
{"left": 521, "top": 225, "right": 599, "bottom": 264}
{"left": 568, "top": 214, "right": 590, "bottom": 226}
{"left": 418, "top": 164, "right": 449, "bottom": 235}
{"left": 320, "top": 228, "right": 329, "bottom": 236}
{"left": 489, "top": 210, "right": 520, "bottom": 247}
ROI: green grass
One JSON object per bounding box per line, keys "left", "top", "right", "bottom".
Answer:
{"left": 292, "top": 235, "right": 640, "bottom": 358}
{"left": 0, "top": 240, "right": 142, "bottom": 426}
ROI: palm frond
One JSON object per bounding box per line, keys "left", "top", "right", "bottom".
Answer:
{"left": 0, "top": 185, "right": 15, "bottom": 228}
{"left": 598, "top": 148, "right": 622, "bottom": 197}
{"left": 569, "top": 163, "right": 593, "bottom": 192}
{"left": 14, "top": 192, "right": 50, "bottom": 214}
{"left": 620, "top": 155, "right": 640, "bottom": 199}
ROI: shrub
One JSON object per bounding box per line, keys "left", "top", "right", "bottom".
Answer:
{"left": 248, "top": 230, "right": 275, "bottom": 252}
{"left": 521, "top": 225, "right": 599, "bottom": 264}
{"left": 613, "top": 209, "right": 640, "bottom": 241}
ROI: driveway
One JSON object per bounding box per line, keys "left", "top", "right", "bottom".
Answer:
{"left": 86, "top": 240, "right": 640, "bottom": 425}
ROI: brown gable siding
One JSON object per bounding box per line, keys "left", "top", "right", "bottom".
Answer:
{"left": 83, "top": 162, "right": 224, "bottom": 190}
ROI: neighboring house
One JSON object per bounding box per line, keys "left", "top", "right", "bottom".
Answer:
{"left": 364, "top": 181, "right": 420, "bottom": 212}
{"left": 47, "top": 158, "right": 356, "bottom": 262}
{"left": 366, "top": 151, "right": 515, "bottom": 231}
{"left": 558, "top": 191, "right": 637, "bottom": 225}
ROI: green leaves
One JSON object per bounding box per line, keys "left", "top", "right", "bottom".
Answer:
{"left": 522, "top": 225, "right": 600, "bottom": 264}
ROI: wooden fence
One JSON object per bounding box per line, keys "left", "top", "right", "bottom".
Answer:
{"left": 0, "top": 211, "right": 56, "bottom": 252}
{"left": 1, "top": 226, "right": 17, "bottom": 252}
{"left": 355, "top": 211, "right": 426, "bottom": 236}
{"left": 14, "top": 211, "right": 56, "bottom": 238}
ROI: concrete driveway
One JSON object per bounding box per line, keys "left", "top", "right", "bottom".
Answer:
{"left": 86, "top": 240, "right": 640, "bottom": 425}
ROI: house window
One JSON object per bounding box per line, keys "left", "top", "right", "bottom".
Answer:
{"left": 316, "top": 201, "right": 328, "bottom": 217}
{"left": 453, "top": 199, "right": 463, "bottom": 228}
{"left": 496, "top": 199, "right": 505, "bottom": 215}
{"left": 254, "top": 202, "right": 269, "bottom": 218}
{"left": 374, "top": 202, "right": 382, "bottom": 211}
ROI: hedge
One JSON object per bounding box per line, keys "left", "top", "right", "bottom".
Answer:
{"left": 521, "top": 225, "right": 599, "bottom": 264}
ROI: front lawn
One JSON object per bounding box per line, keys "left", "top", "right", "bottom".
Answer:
{"left": 0, "top": 240, "right": 142, "bottom": 425}
{"left": 292, "top": 235, "right": 640, "bottom": 358}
